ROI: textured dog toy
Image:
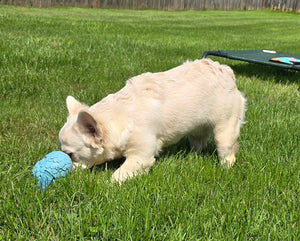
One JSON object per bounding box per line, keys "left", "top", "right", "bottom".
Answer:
{"left": 32, "top": 151, "right": 72, "bottom": 189}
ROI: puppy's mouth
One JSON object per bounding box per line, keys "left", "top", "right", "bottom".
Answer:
{"left": 62, "top": 151, "right": 89, "bottom": 170}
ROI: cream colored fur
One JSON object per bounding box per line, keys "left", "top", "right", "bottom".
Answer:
{"left": 59, "top": 59, "right": 246, "bottom": 183}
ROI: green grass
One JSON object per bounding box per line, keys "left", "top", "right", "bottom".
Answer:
{"left": 0, "top": 6, "right": 299, "bottom": 240}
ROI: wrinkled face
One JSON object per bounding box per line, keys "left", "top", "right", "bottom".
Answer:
{"left": 59, "top": 96, "right": 104, "bottom": 169}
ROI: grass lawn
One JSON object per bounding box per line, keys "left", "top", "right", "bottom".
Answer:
{"left": 0, "top": 6, "right": 299, "bottom": 240}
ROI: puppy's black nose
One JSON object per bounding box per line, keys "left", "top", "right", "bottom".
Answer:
{"left": 67, "top": 153, "right": 74, "bottom": 160}
{"left": 63, "top": 151, "right": 74, "bottom": 160}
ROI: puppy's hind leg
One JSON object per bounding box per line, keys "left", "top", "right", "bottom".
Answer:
{"left": 213, "top": 118, "right": 241, "bottom": 168}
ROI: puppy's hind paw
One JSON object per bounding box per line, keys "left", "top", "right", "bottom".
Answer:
{"left": 220, "top": 156, "right": 236, "bottom": 168}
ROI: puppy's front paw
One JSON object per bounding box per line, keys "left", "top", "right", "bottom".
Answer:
{"left": 111, "top": 169, "right": 131, "bottom": 184}
{"left": 72, "top": 162, "right": 88, "bottom": 170}
{"left": 111, "top": 156, "right": 155, "bottom": 183}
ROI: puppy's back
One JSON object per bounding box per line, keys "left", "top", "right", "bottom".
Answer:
{"left": 127, "top": 58, "right": 237, "bottom": 102}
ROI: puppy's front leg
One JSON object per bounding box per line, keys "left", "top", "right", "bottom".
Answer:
{"left": 111, "top": 155, "right": 155, "bottom": 183}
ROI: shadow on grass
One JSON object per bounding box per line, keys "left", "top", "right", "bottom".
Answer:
{"left": 157, "top": 137, "right": 217, "bottom": 161}
{"left": 92, "top": 137, "right": 219, "bottom": 173}
{"left": 232, "top": 63, "right": 300, "bottom": 84}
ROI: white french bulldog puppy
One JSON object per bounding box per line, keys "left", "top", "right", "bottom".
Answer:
{"left": 59, "top": 59, "right": 246, "bottom": 183}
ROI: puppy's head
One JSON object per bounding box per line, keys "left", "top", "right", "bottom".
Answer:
{"left": 59, "top": 96, "right": 104, "bottom": 169}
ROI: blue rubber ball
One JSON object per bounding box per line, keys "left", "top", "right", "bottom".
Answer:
{"left": 32, "top": 151, "right": 72, "bottom": 189}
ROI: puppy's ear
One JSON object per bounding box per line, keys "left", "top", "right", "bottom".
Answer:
{"left": 76, "top": 111, "right": 102, "bottom": 145}
{"left": 66, "top": 96, "right": 87, "bottom": 116}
